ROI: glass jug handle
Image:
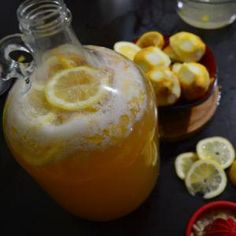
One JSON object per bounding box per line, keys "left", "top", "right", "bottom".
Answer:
{"left": 0, "top": 33, "right": 34, "bottom": 95}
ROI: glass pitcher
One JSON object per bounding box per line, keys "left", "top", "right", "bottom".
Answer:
{"left": 3, "top": 0, "right": 159, "bottom": 221}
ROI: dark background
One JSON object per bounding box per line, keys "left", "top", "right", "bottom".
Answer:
{"left": 1, "top": 0, "right": 236, "bottom": 235}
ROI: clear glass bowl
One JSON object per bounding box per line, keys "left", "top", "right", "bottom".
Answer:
{"left": 177, "top": 0, "right": 236, "bottom": 29}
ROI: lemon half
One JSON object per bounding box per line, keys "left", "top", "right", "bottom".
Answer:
{"left": 147, "top": 68, "right": 181, "bottom": 106}
{"left": 136, "top": 31, "right": 165, "bottom": 49}
{"left": 113, "top": 41, "right": 141, "bottom": 60}
{"left": 45, "top": 66, "right": 111, "bottom": 111}
{"left": 170, "top": 32, "right": 206, "bottom": 62}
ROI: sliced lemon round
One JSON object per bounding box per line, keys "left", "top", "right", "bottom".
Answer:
{"left": 45, "top": 66, "right": 111, "bottom": 111}
{"left": 113, "top": 41, "right": 141, "bottom": 60}
{"left": 175, "top": 152, "right": 198, "bottom": 180}
{"left": 136, "top": 31, "right": 165, "bottom": 49}
{"left": 196, "top": 137, "right": 235, "bottom": 169}
{"left": 185, "top": 159, "right": 227, "bottom": 199}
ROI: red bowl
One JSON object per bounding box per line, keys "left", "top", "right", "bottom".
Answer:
{"left": 185, "top": 201, "right": 236, "bottom": 236}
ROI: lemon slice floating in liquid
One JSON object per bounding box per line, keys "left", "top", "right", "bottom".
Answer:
{"left": 196, "top": 137, "right": 235, "bottom": 169}
{"left": 45, "top": 66, "right": 111, "bottom": 111}
{"left": 185, "top": 159, "right": 227, "bottom": 199}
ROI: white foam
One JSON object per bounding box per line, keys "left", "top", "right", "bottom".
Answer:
{"left": 6, "top": 46, "right": 148, "bottom": 153}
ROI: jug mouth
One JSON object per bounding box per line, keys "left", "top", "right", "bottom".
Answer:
{"left": 17, "top": 0, "right": 71, "bottom": 36}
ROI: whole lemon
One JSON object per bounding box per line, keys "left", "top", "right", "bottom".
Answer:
{"left": 229, "top": 160, "right": 236, "bottom": 186}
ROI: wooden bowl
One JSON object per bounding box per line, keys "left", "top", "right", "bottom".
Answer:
{"left": 158, "top": 45, "right": 218, "bottom": 141}
{"left": 134, "top": 34, "right": 218, "bottom": 141}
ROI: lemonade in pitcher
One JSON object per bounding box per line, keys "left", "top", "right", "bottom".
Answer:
{"left": 3, "top": 0, "right": 159, "bottom": 221}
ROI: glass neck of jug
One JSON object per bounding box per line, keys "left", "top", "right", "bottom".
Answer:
{"left": 17, "top": 0, "right": 87, "bottom": 66}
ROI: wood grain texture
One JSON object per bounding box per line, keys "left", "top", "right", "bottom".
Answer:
{"left": 160, "top": 88, "right": 219, "bottom": 141}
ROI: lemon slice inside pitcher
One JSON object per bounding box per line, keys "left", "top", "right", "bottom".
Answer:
{"left": 45, "top": 66, "right": 111, "bottom": 111}
{"left": 136, "top": 31, "right": 165, "bottom": 49}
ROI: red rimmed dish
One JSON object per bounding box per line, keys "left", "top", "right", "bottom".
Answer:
{"left": 160, "top": 44, "right": 218, "bottom": 111}
{"left": 185, "top": 201, "right": 236, "bottom": 236}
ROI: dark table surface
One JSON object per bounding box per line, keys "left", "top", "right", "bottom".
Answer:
{"left": 1, "top": 0, "right": 236, "bottom": 235}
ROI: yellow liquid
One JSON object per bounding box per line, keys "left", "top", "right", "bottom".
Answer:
{"left": 3, "top": 45, "right": 158, "bottom": 221}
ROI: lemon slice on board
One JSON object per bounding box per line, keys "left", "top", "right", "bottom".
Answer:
{"left": 113, "top": 41, "right": 141, "bottom": 60}
{"left": 136, "top": 31, "right": 165, "bottom": 49}
{"left": 185, "top": 159, "right": 227, "bottom": 199}
{"left": 45, "top": 66, "right": 111, "bottom": 111}
{"left": 196, "top": 137, "right": 235, "bottom": 169}
{"left": 175, "top": 152, "right": 198, "bottom": 180}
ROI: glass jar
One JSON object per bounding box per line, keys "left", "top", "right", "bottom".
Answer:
{"left": 3, "top": 0, "right": 159, "bottom": 221}
{"left": 177, "top": 0, "right": 236, "bottom": 29}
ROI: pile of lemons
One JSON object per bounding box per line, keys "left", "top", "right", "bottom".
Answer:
{"left": 175, "top": 137, "right": 236, "bottom": 199}
{"left": 114, "top": 31, "right": 211, "bottom": 106}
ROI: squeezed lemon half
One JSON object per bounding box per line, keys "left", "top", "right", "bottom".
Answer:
{"left": 147, "top": 68, "right": 181, "bottom": 106}
{"left": 169, "top": 32, "right": 206, "bottom": 62}
{"left": 113, "top": 41, "right": 141, "bottom": 60}
{"left": 45, "top": 66, "right": 111, "bottom": 111}
{"left": 136, "top": 31, "right": 165, "bottom": 49}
